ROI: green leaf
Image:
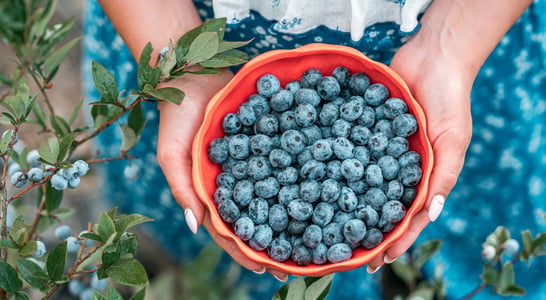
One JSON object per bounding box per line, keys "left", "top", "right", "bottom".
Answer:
{"left": 0, "top": 261, "right": 23, "bottom": 294}
{"left": 19, "top": 240, "right": 38, "bottom": 257}
{"left": 16, "top": 259, "right": 49, "bottom": 289}
{"left": 92, "top": 61, "right": 119, "bottom": 104}
{"left": 146, "top": 87, "right": 185, "bottom": 104}
{"left": 137, "top": 43, "right": 160, "bottom": 90}
{"left": 2, "top": 95, "right": 25, "bottom": 120}
{"left": 200, "top": 18, "right": 227, "bottom": 41}
{"left": 32, "top": 101, "right": 47, "bottom": 128}
{"left": 0, "top": 239, "right": 19, "bottom": 249}
{"left": 45, "top": 180, "right": 63, "bottom": 211}
{"left": 105, "top": 286, "right": 124, "bottom": 300}
{"left": 414, "top": 239, "right": 442, "bottom": 269}
{"left": 119, "top": 124, "right": 138, "bottom": 153}
{"left": 0, "top": 128, "right": 14, "bottom": 153}
{"left": 498, "top": 262, "right": 516, "bottom": 291}
{"left": 480, "top": 263, "right": 499, "bottom": 286}
{"left": 129, "top": 288, "right": 146, "bottom": 300}
{"left": 186, "top": 32, "right": 219, "bottom": 65}
{"left": 286, "top": 277, "right": 306, "bottom": 300}
{"left": 68, "top": 99, "right": 84, "bottom": 125}
{"left": 57, "top": 133, "right": 76, "bottom": 162}
{"left": 46, "top": 241, "right": 67, "bottom": 282}
{"left": 199, "top": 54, "right": 248, "bottom": 68}
{"left": 272, "top": 281, "right": 290, "bottom": 300}
{"left": 29, "top": 0, "right": 57, "bottom": 41}
{"left": 532, "top": 232, "right": 546, "bottom": 254}
{"left": 408, "top": 287, "right": 435, "bottom": 300}
{"left": 391, "top": 260, "right": 418, "bottom": 286}
{"left": 159, "top": 42, "right": 177, "bottom": 79}
{"left": 485, "top": 226, "right": 510, "bottom": 248}
{"left": 498, "top": 284, "right": 526, "bottom": 296}
{"left": 217, "top": 40, "right": 252, "bottom": 53}
{"left": 2, "top": 112, "right": 18, "bottom": 126}
{"left": 50, "top": 114, "right": 71, "bottom": 136}
{"left": 80, "top": 232, "right": 104, "bottom": 243}
{"left": 38, "top": 136, "right": 60, "bottom": 165}
{"left": 175, "top": 24, "right": 206, "bottom": 61}
{"left": 91, "top": 292, "right": 107, "bottom": 300}
{"left": 44, "top": 36, "right": 82, "bottom": 80}
{"left": 188, "top": 244, "right": 223, "bottom": 281}
{"left": 304, "top": 274, "right": 334, "bottom": 300}
{"left": 106, "top": 258, "right": 148, "bottom": 286}
{"left": 98, "top": 211, "right": 116, "bottom": 241}
{"left": 13, "top": 291, "right": 30, "bottom": 300}
{"left": 39, "top": 19, "right": 76, "bottom": 54}
{"left": 128, "top": 102, "right": 145, "bottom": 136}
{"left": 114, "top": 214, "right": 153, "bottom": 233}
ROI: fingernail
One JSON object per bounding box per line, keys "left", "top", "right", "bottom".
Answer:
{"left": 366, "top": 265, "right": 382, "bottom": 274}
{"left": 253, "top": 267, "right": 266, "bottom": 274}
{"left": 384, "top": 255, "right": 398, "bottom": 264}
{"left": 428, "top": 195, "right": 445, "bottom": 222}
{"left": 273, "top": 274, "right": 288, "bottom": 282}
{"left": 184, "top": 208, "right": 198, "bottom": 234}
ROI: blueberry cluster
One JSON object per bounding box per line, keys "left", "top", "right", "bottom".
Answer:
{"left": 208, "top": 67, "right": 423, "bottom": 266}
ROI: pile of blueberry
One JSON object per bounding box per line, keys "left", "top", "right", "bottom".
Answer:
{"left": 207, "top": 67, "right": 423, "bottom": 266}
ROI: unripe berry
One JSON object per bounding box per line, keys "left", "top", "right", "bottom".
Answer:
{"left": 503, "top": 239, "right": 520, "bottom": 256}
{"left": 55, "top": 225, "right": 72, "bottom": 240}
{"left": 481, "top": 244, "right": 496, "bottom": 260}
{"left": 33, "top": 241, "right": 47, "bottom": 258}
{"left": 66, "top": 236, "right": 81, "bottom": 253}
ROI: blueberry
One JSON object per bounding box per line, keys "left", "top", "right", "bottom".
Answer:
{"left": 124, "top": 163, "right": 140, "bottom": 180}
{"left": 295, "top": 88, "right": 321, "bottom": 107}
{"left": 55, "top": 225, "right": 73, "bottom": 240}
{"left": 378, "top": 216, "right": 396, "bottom": 233}
{"left": 320, "top": 178, "right": 341, "bottom": 203}
{"left": 254, "top": 114, "right": 279, "bottom": 136}
{"left": 66, "top": 236, "right": 81, "bottom": 253}
{"left": 316, "top": 76, "right": 341, "bottom": 100}
{"left": 373, "top": 119, "right": 394, "bottom": 139}
{"left": 327, "top": 243, "right": 352, "bottom": 263}
{"left": 278, "top": 110, "right": 298, "bottom": 131}
{"left": 294, "top": 103, "right": 317, "bottom": 127}
{"left": 222, "top": 113, "right": 242, "bottom": 134}
{"left": 230, "top": 160, "right": 249, "bottom": 180}
{"left": 340, "top": 158, "right": 364, "bottom": 181}
{"left": 378, "top": 155, "right": 400, "bottom": 180}
{"left": 393, "top": 113, "right": 418, "bottom": 137}
{"left": 218, "top": 199, "right": 240, "bottom": 223}
{"left": 270, "top": 89, "right": 294, "bottom": 112}
{"left": 233, "top": 180, "right": 254, "bottom": 207}
{"left": 296, "top": 147, "right": 313, "bottom": 165}
{"left": 254, "top": 177, "right": 280, "bottom": 199}
{"left": 7, "top": 163, "right": 22, "bottom": 177}
{"left": 11, "top": 171, "right": 27, "bottom": 188}
{"left": 364, "top": 83, "right": 389, "bottom": 106}
{"left": 338, "top": 187, "right": 358, "bottom": 212}
{"left": 311, "top": 139, "right": 334, "bottom": 161}
{"left": 331, "top": 119, "right": 352, "bottom": 138}
{"left": 26, "top": 149, "right": 41, "bottom": 168}
{"left": 32, "top": 240, "right": 47, "bottom": 257}
{"left": 51, "top": 173, "right": 68, "bottom": 190}
{"left": 333, "top": 137, "right": 354, "bottom": 160}
{"left": 246, "top": 156, "right": 272, "bottom": 181}
{"left": 319, "top": 102, "right": 339, "bottom": 126}
{"left": 257, "top": 74, "right": 281, "bottom": 97}
{"left": 221, "top": 157, "right": 237, "bottom": 173}
{"left": 348, "top": 72, "right": 370, "bottom": 95}
{"left": 265, "top": 205, "right": 287, "bottom": 233}
{"left": 247, "top": 94, "right": 270, "bottom": 117}
{"left": 353, "top": 146, "right": 371, "bottom": 166}
{"left": 67, "top": 176, "right": 81, "bottom": 189}
{"left": 216, "top": 172, "right": 236, "bottom": 189}
{"left": 398, "top": 151, "right": 422, "bottom": 168}
{"left": 300, "top": 159, "right": 327, "bottom": 181}
{"left": 228, "top": 134, "right": 250, "bottom": 160}
{"left": 90, "top": 273, "right": 108, "bottom": 292}
{"left": 276, "top": 166, "right": 299, "bottom": 185}
{"left": 503, "top": 239, "right": 520, "bottom": 256}
{"left": 303, "top": 224, "right": 323, "bottom": 248}
{"left": 368, "top": 132, "right": 389, "bottom": 153}
{"left": 208, "top": 138, "right": 229, "bottom": 164}
{"left": 361, "top": 228, "right": 383, "bottom": 249}
{"left": 287, "top": 219, "right": 309, "bottom": 236}
{"left": 398, "top": 164, "right": 423, "bottom": 186}
{"left": 300, "top": 125, "right": 322, "bottom": 145}
{"left": 250, "top": 134, "right": 274, "bottom": 156}
{"left": 297, "top": 180, "right": 320, "bottom": 203}
{"left": 312, "top": 242, "right": 329, "bottom": 265}
{"left": 365, "top": 164, "right": 383, "bottom": 187}
{"left": 350, "top": 125, "right": 371, "bottom": 146}
{"left": 364, "top": 187, "right": 387, "bottom": 210}
{"left": 326, "top": 160, "right": 344, "bottom": 181}
{"left": 285, "top": 80, "right": 301, "bottom": 94}
{"left": 268, "top": 238, "right": 292, "bottom": 262}
{"left": 233, "top": 216, "right": 255, "bottom": 241}
{"left": 213, "top": 186, "right": 233, "bottom": 204}
{"left": 287, "top": 199, "right": 313, "bottom": 221}
{"left": 354, "top": 204, "right": 379, "bottom": 227}
{"left": 300, "top": 68, "right": 322, "bottom": 89}
{"left": 343, "top": 219, "right": 367, "bottom": 244}
{"left": 248, "top": 198, "right": 269, "bottom": 225}
{"left": 249, "top": 224, "right": 273, "bottom": 251}
{"left": 332, "top": 66, "right": 350, "bottom": 87}
{"left": 383, "top": 98, "right": 408, "bottom": 120}
{"left": 280, "top": 129, "right": 307, "bottom": 155}
{"left": 401, "top": 186, "right": 418, "bottom": 207}
{"left": 269, "top": 148, "right": 292, "bottom": 168}
{"left": 339, "top": 98, "right": 364, "bottom": 121}
{"left": 237, "top": 102, "right": 257, "bottom": 127}
{"left": 322, "top": 223, "right": 344, "bottom": 246}
{"left": 382, "top": 200, "right": 407, "bottom": 223}
{"left": 333, "top": 211, "right": 355, "bottom": 226}
{"left": 386, "top": 180, "right": 404, "bottom": 200}
{"left": 387, "top": 137, "right": 409, "bottom": 158}
{"left": 291, "top": 244, "right": 313, "bottom": 266}
{"left": 347, "top": 179, "right": 368, "bottom": 194}
{"left": 312, "top": 202, "right": 335, "bottom": 227}
{"left": 278, "top": 184, "right": 300, "bottom": 205}
{"left": 357, "top": 106, "right": 376, "bottom": 128}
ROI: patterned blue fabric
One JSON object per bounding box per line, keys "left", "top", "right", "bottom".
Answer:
{"left": 82, "top": 0, "right": 546, "bottom": 299}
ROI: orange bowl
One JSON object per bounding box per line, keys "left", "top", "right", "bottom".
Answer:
{"left": 192, "top": 43, "right": 433, "bottom": 276}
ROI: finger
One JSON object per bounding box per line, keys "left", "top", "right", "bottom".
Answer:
{"left": 366, "top": 253, "right": 385, "bottom": 274}
{"left": 267, "top": 269, "right": 288, "bottom": 282}
{"left": 383, "top": 210, "right": 430, "bottom": 263}
{"left": 203, "top": 214, "right": 266, "bottom": 273}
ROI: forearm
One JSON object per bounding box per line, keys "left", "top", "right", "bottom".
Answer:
{"left": 407, "top": 0, "right": 533, "bottom": 77}
{"left": 97, "top": 0, "right": 202, "bottom": 60}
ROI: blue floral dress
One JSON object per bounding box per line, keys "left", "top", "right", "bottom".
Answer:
{"left": 82, "top": 1, "right": 546, "bottom": 299}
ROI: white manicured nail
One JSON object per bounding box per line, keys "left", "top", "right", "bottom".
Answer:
{"left": 253, "top": 267, "right": 266, "bottom": 274}
{"left": 383, "top": 255, "right": 398, "bottom": 264}
{"left": 366, "top": 265, "right": 382, "bottom": 274}
{"left": 428, "top": 195, "right": 445, "bottom": 222}
{"left": 184, "top": 208, "right": 198, "bottom": 234}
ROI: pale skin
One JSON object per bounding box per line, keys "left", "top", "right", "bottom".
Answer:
{"left": 98, "top": 0, "right": 533, "bottom": 282}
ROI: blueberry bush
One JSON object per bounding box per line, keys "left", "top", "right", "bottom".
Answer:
{"left": 0, "top": 0, "right": 249, "bottom": 299}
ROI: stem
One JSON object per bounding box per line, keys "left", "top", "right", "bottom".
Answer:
{"left": 86, "top": 154, "right": 137, "bottom": 164}
{"left": 24, "top": 184, "right": 48, "bottom": 243}
{"left": 460, "top": 283, "right": 488, "bottom": 300}
{"left": 0, "top": 158, "right": 8, "bottom": 300}
{"left": 20, "top": 59, "right": 55, "bottom": 115}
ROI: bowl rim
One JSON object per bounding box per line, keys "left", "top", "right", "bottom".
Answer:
{"left": 192, "top": 43, "right": 434, "bottom": 276}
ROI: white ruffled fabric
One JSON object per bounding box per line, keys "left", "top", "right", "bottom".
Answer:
{"left": 212, "top": 0, "right": 432, "bottom": 41}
